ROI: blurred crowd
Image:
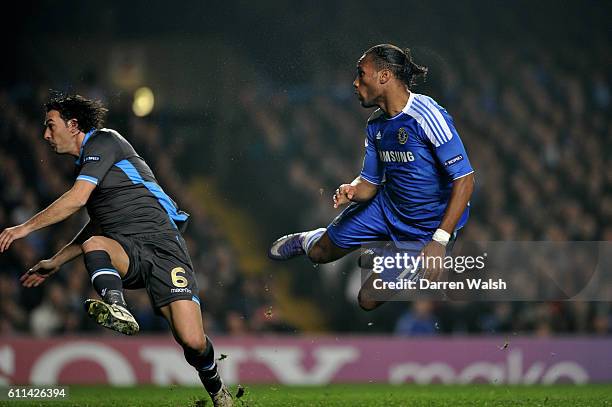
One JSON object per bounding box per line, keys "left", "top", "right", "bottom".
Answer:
{"left": 2, "top": 20, "right": 611, "bottom": 337}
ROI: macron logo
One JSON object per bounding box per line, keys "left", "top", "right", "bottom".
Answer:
{"left": 376, "top": 131, "right": 382, "bottom": 140}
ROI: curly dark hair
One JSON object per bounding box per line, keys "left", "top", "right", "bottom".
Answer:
{"left": 365, "top": 44, "right": 428, "bottom": 89}
{"left": 45, "top": 94, "right": 108, "bottom": 132}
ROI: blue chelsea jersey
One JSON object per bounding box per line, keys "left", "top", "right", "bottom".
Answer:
{"left": 360, "top": 93, "right": 474, "bottom": 232}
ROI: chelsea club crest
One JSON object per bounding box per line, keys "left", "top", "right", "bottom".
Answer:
{"left": 397, "top": 127, "right": 408, "bottom": 145}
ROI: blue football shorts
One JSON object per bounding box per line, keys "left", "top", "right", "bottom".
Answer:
{"left": 326, "top": 191, "right": 458, "bottom": 282}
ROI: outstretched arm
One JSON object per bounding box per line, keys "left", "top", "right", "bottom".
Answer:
{"left": 20, "top": 219, "right": 101, "bottom": 288}
{"left": 0, "top": 180, "right": 96, "bottom": 252}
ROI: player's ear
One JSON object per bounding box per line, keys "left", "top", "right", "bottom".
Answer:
{"left": 379, "top": 69, "right": 391, "bottom": 85}
{"left": 67, "top": 119, "right": 79, "bottom": 134}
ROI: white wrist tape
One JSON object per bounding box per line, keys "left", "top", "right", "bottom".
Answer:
{"left": 432, "top": 228, "right": 451, "bottom": 246}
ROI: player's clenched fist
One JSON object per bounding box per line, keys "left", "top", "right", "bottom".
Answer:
{"left": 333, "top": 184, "right": 356, "bottom": 208}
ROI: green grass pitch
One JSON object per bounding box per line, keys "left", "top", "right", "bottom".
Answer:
{"left": 2, "top": 384, "right": 611, "bottom": 406}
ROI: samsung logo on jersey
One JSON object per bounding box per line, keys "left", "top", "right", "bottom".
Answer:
{"left": 444, "top": 154, "right": 463, "bottom": 166}
{"left": 83, "top": 155, "right": 101, "bottom": 163}
{"left": 379, "top": 150, "right": 415, "bottom": 163}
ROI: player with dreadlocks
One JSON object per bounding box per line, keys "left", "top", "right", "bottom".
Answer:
{"left": 269, "top": 44, "right": 475, "bottom": 309}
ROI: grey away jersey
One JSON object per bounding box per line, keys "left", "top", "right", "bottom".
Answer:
{"left": 75, "top": 128, "right": 188, "bottom": 235}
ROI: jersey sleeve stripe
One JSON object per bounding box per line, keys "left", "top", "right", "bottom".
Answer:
{"left": 76, "top": 175, "right": 99, "bottom": 185}
{"left": 413, "top": 99, "right": 448, "bottom": 142}
{"left": 360, "top": 173, "right": 382, "bottom": 185}
{"left": 427, "top": 104, "right": 453, "bottom": 142}
{"left": 410, "top": 105, "right": 444, "bottom": 146}
{"left": 413, "top": 99, "right": 450, "bottom": 143}
{"left": 452, "top": 170, "right": 475, "bottom": 181}
{"left": 414, "top": 98, "right": 453, "bottom": 142}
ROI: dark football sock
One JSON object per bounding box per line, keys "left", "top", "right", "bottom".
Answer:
{"left": 184, "top": 336, "right": 223, "bottom": 395}
{"left": 84, "top": 250, "right": 126, "bottom": 306}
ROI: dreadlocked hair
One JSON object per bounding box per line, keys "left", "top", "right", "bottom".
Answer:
{"left": 365, "top": 44, "right": 428, "bottom": 89}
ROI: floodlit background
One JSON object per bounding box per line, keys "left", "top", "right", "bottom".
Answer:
{"left": 0, "top": 0, "right": 611, "bottom": 387}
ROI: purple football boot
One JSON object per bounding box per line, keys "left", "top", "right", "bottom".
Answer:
{"left": 268, "top": 232, "right": 306, "bottom": 260}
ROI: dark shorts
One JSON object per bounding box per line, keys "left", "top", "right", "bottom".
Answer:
{"left": 105, "top": 231, "right": 200, "bottom": 311}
